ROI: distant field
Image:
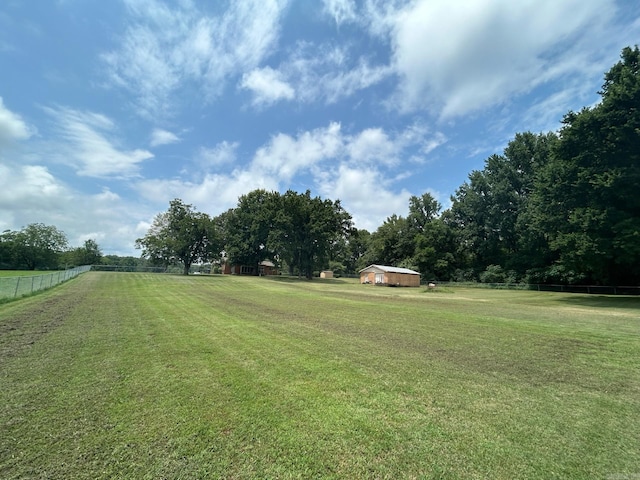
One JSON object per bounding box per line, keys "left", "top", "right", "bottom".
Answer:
{"left": 0, "top": 270, "right": 50, "bottom": 277}
{"left": 1, "top": 272, "right": 638, "bottom": 479}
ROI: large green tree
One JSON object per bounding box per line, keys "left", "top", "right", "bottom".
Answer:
{"left": 136, "top": 199, "right": 219, "bottom": 275}
{"left": 63, "top": 239, "right": 103, "bottom": 266}
{"left": 450, "top": 132, "right": 557, "bottom": 279}
{"left": 531, "top": 46, "right": 640, "bottom": 284}
{"left": 8, "top": 223, "right": 69, "bottom": 270}
{"left": 365, "top": 214, "right": 413, "bottom": 267}
{"left": 343, "top": 228, "right": 371, "bottom": 273}
{"left": 221, "top": 189, "right": 279, "bottom": 271}
{"left": 219, "top": 189, "right": 353, "bottom": 278}
{"left": 270, "top": 190, "right": 352, "bottom": 279}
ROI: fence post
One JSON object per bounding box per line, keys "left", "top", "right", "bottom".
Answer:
{"left": 31, "top": 276, "right": 35, "bottom": 295}
{"left": 13, "top": 277, "right": 21, "bottom": 298}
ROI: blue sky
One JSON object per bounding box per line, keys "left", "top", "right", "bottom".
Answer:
{"left": 1, "top": 0, "right": 639, "bottom": 256}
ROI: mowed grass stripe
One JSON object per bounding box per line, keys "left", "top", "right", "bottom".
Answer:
{"left": 1, "top": 272, "right": 638, "bottom": 479}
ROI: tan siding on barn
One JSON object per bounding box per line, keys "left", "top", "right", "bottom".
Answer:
{"left": 385, "top": 272, "right": 420, "bottom": 287}
{"left": 359, "top": 265, "right": 421, "bottom": 287}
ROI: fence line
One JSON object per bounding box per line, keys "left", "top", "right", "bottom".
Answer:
{"left": 0, "top": 266, "right": 92, "bottom": 301}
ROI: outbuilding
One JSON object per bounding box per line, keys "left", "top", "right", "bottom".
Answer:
{"left": 222, "top": 260, "right": 278, "bottom": 276}
{"left": 359, "top": 264, "right": 421, "bottom": 287}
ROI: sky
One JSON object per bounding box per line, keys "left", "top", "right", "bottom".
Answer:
{"left": 1, "top": 0, "right": 639, "bottom": 256}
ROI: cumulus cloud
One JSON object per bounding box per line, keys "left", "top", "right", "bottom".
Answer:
{"left": 150, "top": 128, "right": 180, "bottom": 147}
{"left": 347, "top": 128, "right": 398, "bottom": 166}
{"left": 252, "top": 122, "right": 344, "bottom": 180}
{"left": 135, "top": 121, "right": 445, "bottom": 231}
{"left": 316, "top": 164, "right": 412, "bottom": 232}
{"left": 0, "top": 163, "right": 162, "bottom": 255}
{"left": 0, "top": 164, "right": 70, "bottom": 218}
{"left": 136, "top": 170, "right": 279, "bottom": 217}
{"left": 43, "top": 106, "right": 154, "bottom": 178}
{"left": 102, "top": 0, "right": 289, "bottom": 117}
{"left": 385, "top": 0, "right": 617, "bottom": 117}
{"left": 0, "top": 97, "right": 33, "bottom": 146}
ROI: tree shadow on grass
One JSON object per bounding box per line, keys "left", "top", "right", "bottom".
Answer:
{"left": 555, "top": 295, "right": 640, "bottom": 310}
{"left": 260, "top": 275, "right": 354, "bottom": 284}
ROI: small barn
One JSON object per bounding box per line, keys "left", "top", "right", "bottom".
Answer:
{"left": 359, "top": 265, "right": 421, "bottom": 287}
{"left": 320, "top": 270, "right": 334, "bottom": 279}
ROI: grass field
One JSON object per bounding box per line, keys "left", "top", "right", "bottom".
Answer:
{"left": 0, "top": 270, "right": 52, "bottom": 277}
{"left": 1, "top": 272, "right": 638, "bottom": 479}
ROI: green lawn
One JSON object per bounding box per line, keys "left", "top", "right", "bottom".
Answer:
{"left": 1, "top": 272, "right": 638, "bottom": 479}
{"left": 0, "top": 270, "right": 52, "bottom": 277}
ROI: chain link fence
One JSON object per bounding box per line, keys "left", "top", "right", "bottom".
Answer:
{"left": 0, "top": 265, "right": 92, "bottom": 301}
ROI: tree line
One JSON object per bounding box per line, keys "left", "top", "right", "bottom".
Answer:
{"left": 136, "top": 191, "right": 351, "bottom": 279}
{"left": 0, "top": 223, "right": 103, "bottom": 270}
{"left": 137, "top": 47, "right": 639, "bottom": 285}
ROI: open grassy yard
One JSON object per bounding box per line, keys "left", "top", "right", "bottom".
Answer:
{"left": 1, "top": 272, "right": 638, "bottom": 479}
{"left": 0, "top": 270, "right": 52, "bottom": 277}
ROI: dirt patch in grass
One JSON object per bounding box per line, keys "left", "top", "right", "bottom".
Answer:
{"left": 0, "top": 275, "right": 93, "bottom": 361}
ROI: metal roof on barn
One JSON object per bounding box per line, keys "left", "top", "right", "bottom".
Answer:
{"left": 359, "top": 264, "right": 420, "bottom": 275}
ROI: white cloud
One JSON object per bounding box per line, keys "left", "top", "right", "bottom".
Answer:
{"left": 196, "top": 141, "right": 238, "bottom": 170}
{"left": 102, "top": 0, "right": 289, "bottom": 117}
{"left": 0, "top": 159, "right": 161, "bottom": 256}
{"left": 272, "top": 43, "right": 392, "bottom": 105}
{"left": 421, "top": 131, "right": 447, "bottom": 156}
{"left": 150, "top": 128, "right": 180, "bottom": 147}
{"left": 384, "top": 0, "right": 617, "bottom": 118}
{"left": 136, "top": 170, "right": 279, "bottom": 218}
{"left": 0, "top": 164, "right": 146, "bottom": 255}
{"left": 316, "top": 164, "right": 411, "bottom": 232}
{"left": 0, "top": 97, "right": 33, "bottom": 146}
{"left": 347, "top": 122, "right": 445, "bottom": 166}
{"left": 0, "top": 164, "right": 70, "bottom": 219}
{"left": 252, "top": 122, "right": 343, "bottom": 180}
{"left": 135, "top": 121, "right": 444, "bottom": 232}
{"left": 347, "top": 128, "right": 398, "bottom": 166}
{"left": 322, "top": 0, "right": 358, "bottom": 26}
{"left": 43, "top": 106, "right": 154, "bottom": 178}
{"left": 240, "top": 67, "right": 295, "bottom": 106}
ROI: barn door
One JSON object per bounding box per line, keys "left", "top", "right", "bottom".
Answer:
{"left": 375, "top": 273, "right": 384, "bottom": 284}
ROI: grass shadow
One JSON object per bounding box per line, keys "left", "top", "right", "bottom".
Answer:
{"left": 260, "top": 275, "right": 354, "bottom": 284}
{"left": 555, "top": 295, "right": 640, "bottom": 310}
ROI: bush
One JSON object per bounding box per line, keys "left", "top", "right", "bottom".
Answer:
{"left": 479, "top": 265, "right": 506, "bottom": 283}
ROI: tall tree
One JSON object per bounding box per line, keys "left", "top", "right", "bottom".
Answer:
{"left": 11, "top": 223, "right": 68, "bottom": 270}
{"left": 0, "top": 230, "right": 18, "bottom": 269}
{"left": 136, "top": 199, "right": 219, "bottom": 275}
{"left": 532, "top": 46, "right": 640, "bottom": 284}
{"left": 222, "top": 189, "right": 279, "bottom": 272}
{"left": 271, "top": 190, "right": 352, "bottom": 279}
{"left": 407, "top": 192, "right": 441, "bottom": 233}
{"left": 343, "top": 228, "right": 371, "bottom": 273}
{"left": 365, "top": 214, "right": 413, "bottom": 267}
{"left": 68, "top": 239, "right": 103, "bottom": 266}
{"left": 449, "top": 132, "right": 557, "bottom": 279}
